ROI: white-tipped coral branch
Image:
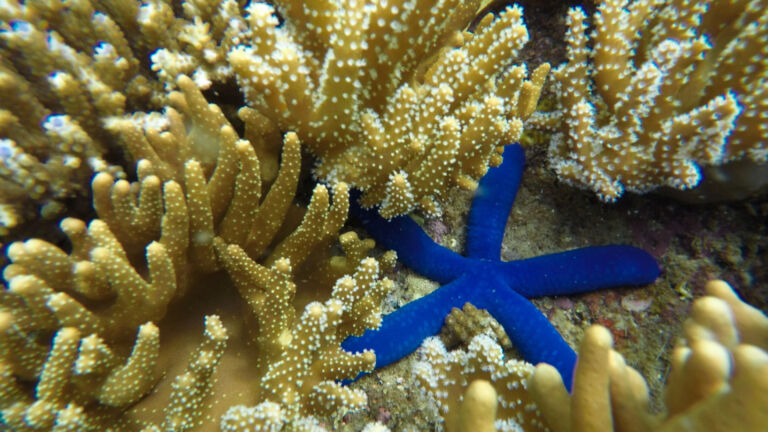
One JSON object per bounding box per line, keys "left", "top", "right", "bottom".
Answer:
{"left": 413, "top": 334, "right": 548, "bottom": 432}
{"left": 1, "top": 75, "right": 395, "bottom": 430}
{"left": 538, "top": 0, "right": 767, "bottom": 202}
{"left": 1, "top": 0, "right": 547, "bottom": 236}
{"left": 227, "top": 0, "right": 548, "bottom": 217}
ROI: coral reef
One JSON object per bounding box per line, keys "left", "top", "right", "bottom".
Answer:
{"left": 413, "top": 334, "right": 547, "bottom": 432}
{"left": 440, "top": 303, "right": 513, "bottom": 352}
{"left": 228, "top": 0, "right": 549, "bottom": 218}
{"left": 0, "top": 0, "right": 547, "bottom": 238}
{"left": 337, "top": 136, "right": 766, "bottom": 429}
{"left": 0, "top": 77, "right": 393, "bottom": 430}
{"left": 1, "top": 0, "right": 766, "bottom": 430}
{"left": 534, "top": 0, "right": 768, "bottom": 202}
{"left": 0, "top": 0, "right": 160, "bottom": 236}
{"left": 529, "top": 280, "right": 768, "bottom": 432}
{"left": 407, "top": 280, "right": 767, "bottom": 432}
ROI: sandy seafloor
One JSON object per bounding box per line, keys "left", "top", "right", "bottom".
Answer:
{"left": 337, "top": 0, "right": 768, "bottom": 430}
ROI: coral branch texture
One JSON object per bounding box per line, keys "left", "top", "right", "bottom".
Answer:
{"left": 536, "top": 0, "right": 768, "bottom": 201}
{"left": 228, "top": 0, "right": 548, "bottom": 218}
{"left": 412, "top": 280, "right": 767, "bottom": 432}
{"left": 413, "top": 334, "right": 548, "bottom": 432}
{"left": 529, "top": 280, "right": 768, "bottom": 432}
{"left": 1, "top": 72, "right": 393, "bottom": 430}
{"left": 1, "top": 0, "right": 766, "bottom": 431}
{"left": 0, "top": 0, "right": 547, "bottom": 238}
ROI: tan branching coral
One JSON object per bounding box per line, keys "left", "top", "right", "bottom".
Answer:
{"left": 411, "top": 280, "right": 767, "bottom": 431}
{"left": 217, "top": 255, "right": 392, "bottom": 431}
{"left": 229, "top": 0, "right": 548, "bottom": 217}
{"left": 1, "top": 76, "right": 394, "bottom": 431}
{"left": 0, "top": 313, "right": 226, "bottom": 431}
{"left": 528, "top": 280, "right": 768, "bottom": 432}
{"left": 537, "top": 0, "right": 768, "bottom": 201}
{"left": 413, "top": 334, "right": 548, "bottom": 432}
{"left": 0, "top": 0, "right": 146, "bottom": 234}
{"left": 0, "top": 0, "right": 547, "bottom": 237}
{"left": 440, "top": 303, "right": 513, "bottom": 351}
{"left": 0, "top": 0, "right": 283, "bottom": 235}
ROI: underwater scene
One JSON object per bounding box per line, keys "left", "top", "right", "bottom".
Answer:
{"left": 0, "top": 0, "right": 766, "bottom": 431}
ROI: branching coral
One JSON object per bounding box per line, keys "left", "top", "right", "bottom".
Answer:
{"left": 228, "top": 0, "right": 549, "bottom": 217}
{"left": 1, "top": 0, "right": 547, "bottom": 428}
{"left": 214, "top": 244, "right": 393, "bottom": 430}
{"left": 0, "top": 0, "right": 548, "bottom": 237}
{"left": 1, "top": 76, "right": 394, "bottom": 431}
{"left": 413, "top": 334, "right": 548, "bottom": 432}
{"left": 0, "top": 0, "right": 156, "bottom": 234}
{"left": 411, "top": 280, "right": 767, "bottom": 431}
{"left": 536, "top": 0, "right": 768, "bottom": 202}
{"left": 3, "top": 1, "right": 764, "bottom": 431}
{"left": 528, "top": 280, "right": 768, "bottom": 432}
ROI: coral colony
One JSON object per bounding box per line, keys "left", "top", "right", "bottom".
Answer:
{"left": 343, "top": 144, "right": 660, "bottom": 389}
{"left": 0, "top": 0, "right": 767, "bottom": 430}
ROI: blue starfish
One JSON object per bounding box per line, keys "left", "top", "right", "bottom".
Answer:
{"left": 342, "top": 144, "right": 660, "bottom": 390}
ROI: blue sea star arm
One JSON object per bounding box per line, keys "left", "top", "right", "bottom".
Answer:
{"left": 496, "top": 245, "right": 661, "bottom": 297}
{"left": 341, "top": 274, "right": 474, "bottom": 369}
{"left": 350, "top": 202, "right": 467, "bottom": 285}
{"left": 472, "top": 274, "right": 578, "bottom": 389}
{"left": 344, "top": 143, "right": 660, "bottom": 391}
{"left": 342, "top": 271, "right": 581, "bottom": 390}
{"left": 466, "top": 144, "right": 525, "bottom": 260}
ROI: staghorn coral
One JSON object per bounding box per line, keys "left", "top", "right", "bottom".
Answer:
{"left": 0, "top": 0, "right": 547, "bottom": 238}
{"left": 227, "top": 0, "right": 549, "bottom": 217}
{"left": 528, "top": 280, "right": 768, "bottom": 432}
{"left": 0, "top": 0, "right": 156, "bottom": 235}
{"left": 0, "top": 0, "right": 545, "bottom": 428}
{"left": 534, "top": 0, "right": 768, "bottom": 202}
{"left": 2, "top": 1, "right": 764, "bottom": 431}
{"left": 214, "top": 246, "right": 393, "bottom": 430}
{"left": 1, "top": 76, "right": 394, "bottom": 431}
{"left": 413, "top": 334, "right": 548, "bottom": 432}
{"left": 1, "top": 316, "right": 227, "bottom": 431}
